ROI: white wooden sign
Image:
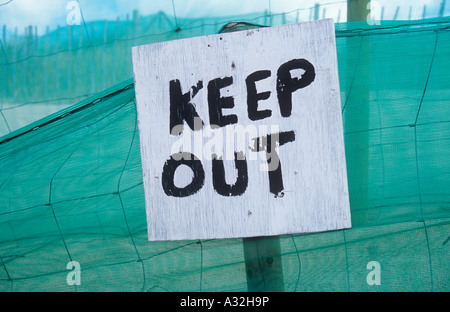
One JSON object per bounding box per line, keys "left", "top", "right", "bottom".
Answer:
{"left": 132, "top": 19, "right": 351, "bottom": 241}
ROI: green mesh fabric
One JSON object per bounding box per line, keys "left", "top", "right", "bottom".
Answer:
{"left": 1, "top": 16, "right": 450, "bottom": 292}
{"left": 0, "top": 10, "right": 298, "bottom": 136}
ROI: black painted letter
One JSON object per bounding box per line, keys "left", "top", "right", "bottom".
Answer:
{"left": 169, "top": 79, "right": 204, "bottom": 135}
{"left": 161, "top": 152, "right": 205, "bottom": 197}
{"left": 208, "top": 76, "right": 237, "bottom": 128}
{"left": 246, "top": 70, "right": 272, "bottom": 121}
{"left": 252, "top": 131, "right": 296, "bottom": 197}
{"left": 276, "top": 59, "right": 315, "bottom": 117}
{"left": 212, "top": 151, "right": 248, "bottom": 196}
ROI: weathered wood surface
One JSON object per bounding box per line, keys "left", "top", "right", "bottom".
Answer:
{"left": 132, "top": 19, "right": 351, "bottom": 241}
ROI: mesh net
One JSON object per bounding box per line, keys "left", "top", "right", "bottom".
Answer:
{"left": 0, "top": 3, "right": 449, "bottom": 292}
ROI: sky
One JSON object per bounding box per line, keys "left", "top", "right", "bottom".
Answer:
{"left": 0, "top": 0, "right": 448, "bottom": 36}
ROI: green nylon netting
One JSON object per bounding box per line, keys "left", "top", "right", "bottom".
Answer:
{"left": 1, "top": 17, "right": 450, "bottom": 292}
{"left": 0, "top": 9, "right": 307, "bottom": 136}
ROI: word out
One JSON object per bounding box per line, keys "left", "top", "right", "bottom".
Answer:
{"left": 162, "top": 58, "right": 315, "bottom": 198}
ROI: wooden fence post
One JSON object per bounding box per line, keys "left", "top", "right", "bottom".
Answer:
{"left": 68, "top": 24, "right": 73, "bottom": 95}
{"left": 347, "top": 0, "right": 369, "bottom": 22}
{"left": 314, "top": 4, "right": 320, "bottom": 20}
{"left": 439, "top": 0, "right": 446, "bottom": 17}
{"left": 243, "top": 236, "right": 285, "bottom": 292}
{"left": 219, "top": 23, "right": 286, "bottom": 292}
{"left": 346, "top": 0, "right": 370, "bottom": 225}
{"left": 44, "top": 26, "right": 49, "bottom": 101}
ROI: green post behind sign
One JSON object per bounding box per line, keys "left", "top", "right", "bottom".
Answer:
{"left": 346, "top": 0, "right": 371, "bottom": 225}
{"left": 219, "top": 22, "right": 285, "bottom": 292}
{"left": 219, "top": 2, "right": 371, "bottom": 291}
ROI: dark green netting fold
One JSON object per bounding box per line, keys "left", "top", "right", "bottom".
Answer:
{"left": 0, "top": 17, "right": 449, "bottom": 292}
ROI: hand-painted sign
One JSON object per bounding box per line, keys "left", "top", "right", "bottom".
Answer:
{"left": 132, "top": 19, "right": 351, "bottom": 241}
